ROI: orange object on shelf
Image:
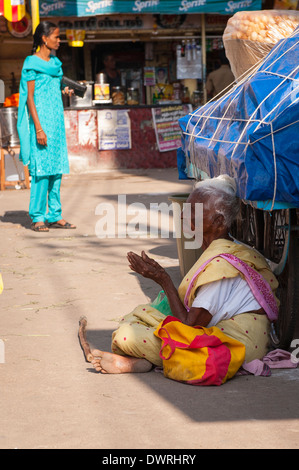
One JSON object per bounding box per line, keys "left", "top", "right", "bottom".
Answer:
{"left": 3, "top": 93, "right": 19, "bottom": 107}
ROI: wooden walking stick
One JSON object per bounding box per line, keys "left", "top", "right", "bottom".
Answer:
{"left": 78, "top": 316, "right": 94, "bottom": 362}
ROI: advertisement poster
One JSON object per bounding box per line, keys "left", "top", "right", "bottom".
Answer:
{"left": 152, "top": 104, "right": 192, "bottom": 152}
{"left": 78, "top": 109, "right": 97, "bottom": 147}
{"left": 143, "top": 66, "right": 155, "bottom": 86}
{"left": 97, "top": 109, "right": 131, "bottom": 150}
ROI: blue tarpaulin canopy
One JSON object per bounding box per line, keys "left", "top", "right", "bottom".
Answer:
{"left": 39, "top": 0, "right": 261, "bottom": 17}
{"left": 178, "top": 27, "right": 299, "bottom": 208}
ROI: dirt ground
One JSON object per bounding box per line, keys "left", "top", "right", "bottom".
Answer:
{"left": 1, "top": 168, "right": 299, "bottom": 450}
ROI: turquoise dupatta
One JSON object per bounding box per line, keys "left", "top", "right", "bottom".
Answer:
{"left": 17, "top": 55, "right": 63, "bottom": 166}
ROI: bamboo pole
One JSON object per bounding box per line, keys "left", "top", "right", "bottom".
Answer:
{"left": 31, "top": 0, "right": 40, "bottom": 34}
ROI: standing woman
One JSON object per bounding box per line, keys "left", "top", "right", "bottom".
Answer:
{"left": 17, "top": 21, "right": 76, "bottom": 232}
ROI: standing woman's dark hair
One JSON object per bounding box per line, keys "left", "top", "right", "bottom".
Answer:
{"left": 32, "top": 21, "right": 57, "bottom": 55}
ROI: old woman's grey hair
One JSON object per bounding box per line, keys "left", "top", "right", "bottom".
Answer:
{"left": 193, "top": 175, "right": 240, "bottom": 228}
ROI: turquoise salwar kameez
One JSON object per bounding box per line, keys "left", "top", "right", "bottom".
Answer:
{"left": 29, "top": 174, "right": 62, "bottom": 223}
{"left": 17, "top": 55, "right": 69, "bottom": 223}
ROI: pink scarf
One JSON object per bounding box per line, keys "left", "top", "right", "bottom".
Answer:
{"left": 184, "top": 253, "right": 278, "bottom": 322}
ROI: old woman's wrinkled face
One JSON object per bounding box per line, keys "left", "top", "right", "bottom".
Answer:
{"left": 183, "top": 191, "right": 224, "bottom": 240}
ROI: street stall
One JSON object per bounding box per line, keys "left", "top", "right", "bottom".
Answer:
{"left": 178, "top": 11, "right": 299, "bottom": 350}
{"left": 1, "top": 0, "right": 264, "bottom": 177}
{"left": 1, "top": 0, "right": 267, "bottom": 174}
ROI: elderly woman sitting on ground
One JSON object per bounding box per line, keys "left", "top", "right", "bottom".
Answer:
{"left": 91, "top": 175, "right": 279, "bottom": 377}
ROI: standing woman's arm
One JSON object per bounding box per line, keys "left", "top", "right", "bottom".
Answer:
{"left": 27, "top": 80, "right": 47, "bottom": 147}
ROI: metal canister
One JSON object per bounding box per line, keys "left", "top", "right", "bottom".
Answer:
{"left": 69, "top": 81, "right": 93, "bottom": 107}
{"left": 96, "top": 73, "right": 107, "bottom": 84}
{"left": 126, "top": 87, "right": 139, "bottom": 105}
{"left": 0, "top": 107, "right": 19, "bottom": 147}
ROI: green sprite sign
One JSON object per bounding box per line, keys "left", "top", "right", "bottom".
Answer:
{"left": 39, "top": 0, "right": 262, "bottom": 17}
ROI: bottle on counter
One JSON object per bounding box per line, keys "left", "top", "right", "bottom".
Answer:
{"left": 196, "top": 43, "right": 201, "bottom": 60}
{"left": 192, "top": 39, "right": 197, "bottom": 61}
{"left": 186, "top": 39, "right": 191, "bottom": 61}
{"left": 182, "top": 86, "right": 190, "bottom": 104}
{"left": 191, "top": 90, "right": 201, "bottom": 108}
{"left": 172, "top": 82, "right": 182, "bottom": 101}
{"left": 176, "top": 44, "right": 181, "bottom": 58}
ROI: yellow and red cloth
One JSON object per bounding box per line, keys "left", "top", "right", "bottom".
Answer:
{"left": 155, "top": 316, "right": 246, "bottom": 386}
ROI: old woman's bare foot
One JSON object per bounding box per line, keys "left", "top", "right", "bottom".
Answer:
{"left": 91, "top": 349, "right": 153, "bottom": 374}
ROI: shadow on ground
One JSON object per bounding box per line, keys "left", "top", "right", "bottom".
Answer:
{"left": 0, "top": 210, "right": 32, "bottom": 229}
{"left": 81, "top": 325, "right": 299, "bottom": 424}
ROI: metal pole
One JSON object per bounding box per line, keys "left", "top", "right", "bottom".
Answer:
{"left": 201, "top": 14, "right": 207, "bottom": 104}
{"left": 31, "top": 0, "right": 40, "bottom": 34}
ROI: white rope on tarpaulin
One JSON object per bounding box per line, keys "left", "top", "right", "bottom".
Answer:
{"left": 263, "top": 70, "right": 299, "bottom": 83}
{"left": 184, "top": 85, "right": 299, "bottom": 143}
{"left": 230, "top": 54, "right": 299, "bottom": 160}
{"left": 185, "top": 50, "right": 278, "bottom": 178}
{"left": 186, "top": 63, "right": 260, "bottom": 143}
{"left": 184, "top": 41, "right": 283, "bottom": 142}
{"left": 183, "top": 34, "right": 299, "bottom": 210}
{"left": 185, "top": 28, "right": 299, "bottom": 139}
{"left": 254, "top": 79, "right": 299, "bottom": 131}
{"left": 182, "top": 119, "right": 299, "bottom": 145}
{"left": 184, "top": 53, "right": 264, "bottom": 179}
{"left": 184, "top": 36, "right": 299, "bottom": 144}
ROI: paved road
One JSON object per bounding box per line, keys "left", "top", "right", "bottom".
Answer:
{"left": 1, "top": 169, "right": 299, "bottom": 450}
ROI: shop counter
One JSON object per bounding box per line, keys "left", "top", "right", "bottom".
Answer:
{"left": 63, "top": 103, "right": 190, "bottom": 173}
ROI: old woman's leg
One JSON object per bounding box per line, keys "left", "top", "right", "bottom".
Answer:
{"left": 91, "top": 350, "right": 153, "bottom": 374}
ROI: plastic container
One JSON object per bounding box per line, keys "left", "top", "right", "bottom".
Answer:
{"left": 126, "top": 87, "right": 139, "bottom": 105}
{"left": 111, "top": 86, "right": 125, "bottom": 105}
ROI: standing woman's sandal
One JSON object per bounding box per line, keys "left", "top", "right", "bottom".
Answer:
{"left": 48, "top": 221, "right": 76, "bottom": 229}
{"left": 31, "top": 223, "right": 49, "bottom": 232}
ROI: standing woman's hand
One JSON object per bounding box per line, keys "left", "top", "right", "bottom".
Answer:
{"left": 36, "top": 129, "right": 47, "bottom": 146}
{"left": 62, "top": 86, "right": 74, "bottom": 96}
